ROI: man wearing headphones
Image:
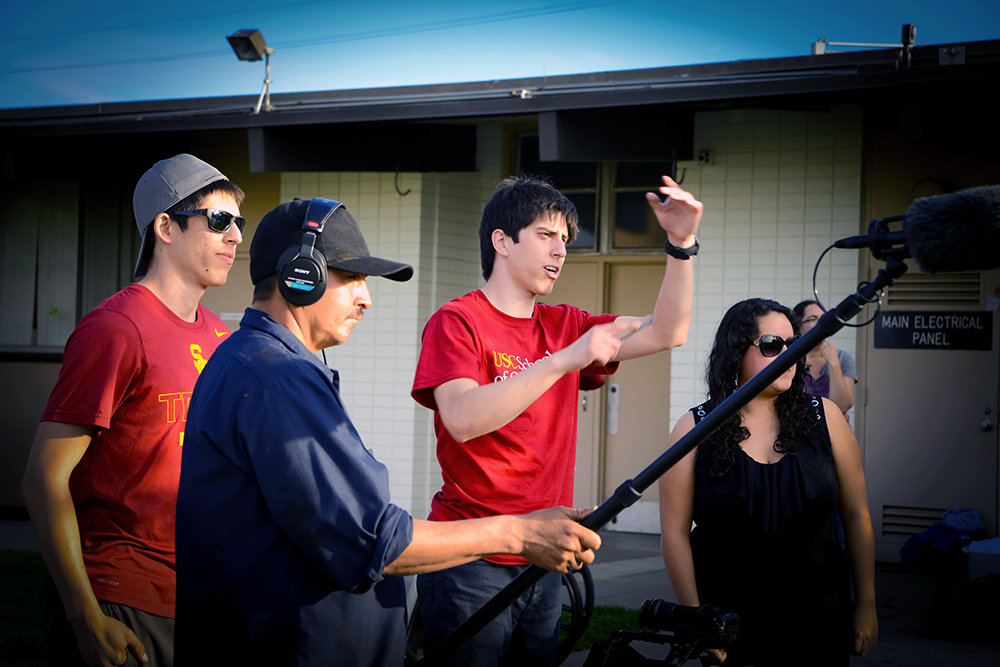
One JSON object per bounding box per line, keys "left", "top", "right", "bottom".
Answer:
{"left": 22, "top": 154, "right": 245, "bottom": 667}
{"left": 173, "top": 198, "right": 601, "bottom": 666}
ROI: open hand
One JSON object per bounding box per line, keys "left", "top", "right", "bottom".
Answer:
{"left": 645, "top": 175, "right": 703, "bottom": 245}
{"left": 557, "top": 318, "right": 642, "bottom": 372}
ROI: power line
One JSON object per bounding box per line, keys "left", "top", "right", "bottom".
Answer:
{"left": 0, "top": 0, "right": 631, "bottom": 76}
{"left": 0, "top": 0, "right": 332, "bottom": 43}
{"left": 282, "top": 0, "right": 630, "bottom": 49}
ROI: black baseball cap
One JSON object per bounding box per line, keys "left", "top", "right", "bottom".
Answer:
{"left": 250, "top": 198, "right": 413, "bottom": 284}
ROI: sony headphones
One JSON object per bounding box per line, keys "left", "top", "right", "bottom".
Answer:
{"left": 275, "top": 198, "right": 343, "bottom": 307}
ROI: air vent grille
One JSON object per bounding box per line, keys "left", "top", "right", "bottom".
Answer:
{"left": 881, "top": 504, "right": 945, "bottom": 538}
{"left": 884, "top": 271, "right": 980, "bottom": 307}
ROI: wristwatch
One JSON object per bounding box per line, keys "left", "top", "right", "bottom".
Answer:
{"left": 664, "top": 236, "right": 699, "bottom": 260}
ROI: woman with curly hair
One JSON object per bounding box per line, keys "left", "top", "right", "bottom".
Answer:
{"left": 658, "top": 298, "right": 877, "bottom": 666}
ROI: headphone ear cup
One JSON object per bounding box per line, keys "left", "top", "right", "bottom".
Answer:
{"left": 277, "top": 245, "right": 327, "bottom": 307}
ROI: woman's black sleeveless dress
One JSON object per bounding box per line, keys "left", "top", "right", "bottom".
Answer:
{"left": 688, "top": 398, "right": 853, "bottom": 666}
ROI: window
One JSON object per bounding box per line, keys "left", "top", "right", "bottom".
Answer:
{"left": 517, "top": 134, "right": 597, "bottom": 250}
{"left": 0, "top": 181, "right": 135, "bottom": 353}
{"left": 612, "top": 162, "right": 676, "bottom": 250}
{"left": 0, "top": 182, "right": 79, "bottom": 349}
{"left": 517, "top": 134, "right": 675, "bottom": 253}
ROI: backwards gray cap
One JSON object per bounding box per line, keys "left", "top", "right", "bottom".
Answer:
{"left": 132, "top": 154, "right": 228, "bottom": 277}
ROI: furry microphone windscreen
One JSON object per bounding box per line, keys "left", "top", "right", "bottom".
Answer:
{"left": 904, "top": 185, "right": 1000, "bottom": 274}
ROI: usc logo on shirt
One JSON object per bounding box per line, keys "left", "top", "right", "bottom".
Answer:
{"left": 489, "top": 349, "right": 551, "bottom": 382}
{"left": 490, "top": 350, "right": 523, "bottom": 370}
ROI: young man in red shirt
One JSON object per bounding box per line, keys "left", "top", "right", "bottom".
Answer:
{"left": 22, "top": 154, "right": 245, "bottom": 667}
{"left": 412, "top": 175, "right": 703, "bottom": 665}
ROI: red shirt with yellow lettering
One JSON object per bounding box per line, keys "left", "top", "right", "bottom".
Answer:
{"left": 42, "top": 283, "right": 229, "bottom": 617}
{"left": 412, "top": 289, "right": 617, "bottom": 565}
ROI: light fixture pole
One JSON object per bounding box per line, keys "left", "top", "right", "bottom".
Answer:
{"left": 255, "top": 47, "right": 274, "bottom": 114}
{"left": 226, "top": 29, "right": 275, "bottom": 114}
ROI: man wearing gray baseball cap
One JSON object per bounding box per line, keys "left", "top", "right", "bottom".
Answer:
{"left": 22, "top": 154, "right": 245, "bottom": 667}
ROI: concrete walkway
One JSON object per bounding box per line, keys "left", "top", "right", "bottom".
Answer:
{"left": 4, "top": 520, "right": 999, "bottom": 665}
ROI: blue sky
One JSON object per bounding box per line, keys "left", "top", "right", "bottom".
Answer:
{"left": 1, "top": 0, "right": 998, "bottom": 109}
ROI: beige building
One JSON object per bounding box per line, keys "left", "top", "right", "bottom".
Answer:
{"left": 2, "top": 37, "right": 998, "bottom": 562}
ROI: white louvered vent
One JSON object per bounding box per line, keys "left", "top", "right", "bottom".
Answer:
{"left": 881, "top": 504, "right": 945, "bottom": 538}
{"left": 883, "top": 269, "right": 980, "bottom": 308}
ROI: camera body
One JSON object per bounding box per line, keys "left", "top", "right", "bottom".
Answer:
{"left": 638, "top": 599, "right": 740, "bottom": 648}
{"left": 582, "top": 599, "right": 739, "bottom": 667}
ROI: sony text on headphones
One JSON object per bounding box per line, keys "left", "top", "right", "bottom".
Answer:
{"left": 276, "top": 198, "right": 343, "bottom": 307}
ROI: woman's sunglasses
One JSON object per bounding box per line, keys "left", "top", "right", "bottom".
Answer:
{"left": 173, "top": 208, "right": 246, "bottom": 234}
{"left": 752, "top": 334, "right": 801, "bottom": 357}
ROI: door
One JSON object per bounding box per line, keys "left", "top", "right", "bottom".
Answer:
{"left": 858, "top": 131, "right": 1000, "bottom": 561}
{"left": 603, "top": 263, "right": 672, "bottom": 532}
{"left": 543, "top": 260, "right": 603, "bottom": 509}
{"left": 547, "top": 259, "right": 670, "bottom": 531}
{"left": 861, "top": 268, "right": 999, "bottom": 562}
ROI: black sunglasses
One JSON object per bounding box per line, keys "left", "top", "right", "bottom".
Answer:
{"left": 752, "top": 334, "right": 801, "bottom": 357}
{"left": 173, "top": 208, "right": 246, "bottom": 234}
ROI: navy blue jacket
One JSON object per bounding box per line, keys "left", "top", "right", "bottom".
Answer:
{"left": 176, "top": 308, "right": 414, "bottom": 666}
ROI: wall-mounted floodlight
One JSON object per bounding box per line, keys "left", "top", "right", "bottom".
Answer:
{"left": 227, "top": 29, "right": 275, "bottom": 114}
{"left": 812, "top": 23, "right": 917, "bottom": 67}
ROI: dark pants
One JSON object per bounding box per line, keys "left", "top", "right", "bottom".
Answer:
{"left": 417, "top": 560, "right": 562, "bottom": 667}
{"left": 41, "top": 576, "right": 174, "bottom": 667}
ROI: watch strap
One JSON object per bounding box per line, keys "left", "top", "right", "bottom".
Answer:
{"left": 664, "top": 236, "right": 699, "bottom": 259}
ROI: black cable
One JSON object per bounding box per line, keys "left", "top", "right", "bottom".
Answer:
{"left": 811, "top": 243, "right": 883, "bottom": 329}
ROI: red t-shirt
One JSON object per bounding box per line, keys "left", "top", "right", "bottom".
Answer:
{"left": 412, "top": 290, "right": 617, "bottom": 564}
{"left": 42, "top": 283, "right": 230, "bottom": 617}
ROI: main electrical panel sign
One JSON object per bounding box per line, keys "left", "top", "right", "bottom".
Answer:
{"left": 873, "top": 310, "right": 994, "bottom": 350}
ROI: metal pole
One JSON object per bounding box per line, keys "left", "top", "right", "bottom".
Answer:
{"left": 417, "top": 255, "right": 909, "bottom": 665}
{"left": 254, "top": 50, "right": 272, "bottom": 114}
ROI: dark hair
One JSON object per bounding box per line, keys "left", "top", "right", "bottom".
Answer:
{"left": 698, "top": 298, "right": 816, "bottom": 477}
{"left": 792, "top": 299, "right": 820, "bottom": 329}
{"left": 479, "top": 175, "right": 579, "bottom": 280}
{"left": 143, "top": 179, "right": 246, "bottom": 268}
{"left": 253, "top": 273, "right": 278, "bottom": 302}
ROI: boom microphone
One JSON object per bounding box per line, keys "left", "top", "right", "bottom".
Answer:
{"left": 833, "top": 185, "right": 1000, "bottom": 273}
{"left": 905, "top": 186, "right": 1000, "bottom": 273}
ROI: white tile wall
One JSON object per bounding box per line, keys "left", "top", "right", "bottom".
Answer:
{"left": 669, "top": 105, "right": 863, "bottom": 425}
{"left": 279, "top": 171, "right": 431, "bottom": 515}
{"left": 279, "top": 124, "right": 501, "bottom": 517}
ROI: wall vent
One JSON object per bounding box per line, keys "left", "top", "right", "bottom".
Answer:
{"left": 881, "top": 504, "right": 945, "bottom": 538}
{"left": 884, "top": 270, "right": 980, "bottom": 308}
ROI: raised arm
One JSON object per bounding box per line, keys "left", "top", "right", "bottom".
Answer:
{"left": 824, "top": 399, "right": 877, "bottom": 656}
{"left": 617, "top": 176, "right": 703, "bottom": 360}
{"left": 385, "top": 506, "right": 601, "bottom": 576}
{"left": 22, "top": 422, "right": 148, "bottom": 667}
{"left": 434, "top": 317, "right": 641, "bottom": 442}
